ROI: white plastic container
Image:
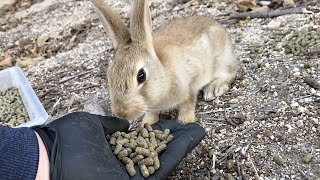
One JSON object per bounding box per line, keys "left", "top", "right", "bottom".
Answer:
{"left": 0, "top": 66, "right": 48, "bottom": 127}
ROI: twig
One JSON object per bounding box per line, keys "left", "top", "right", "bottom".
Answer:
{"left": 236, "top": 161, "right": 243, "bottom": 180}
{"left": 39, "top": 89, "right": 53, "bottom": 99}
{"left": 304, "top": 77, "right": 320, "bottom": 90}
{"left": 255, "top": 113, "right": 280, "bottom": 121}
{"left": 229, "top": 7, "right": 313, "bottom": 19}
{"left": 202, "top": 117, "right": 225, "bottom": 121}
{"left": 248, "top": 157, "right": 260, "bottom": 179}
{"left": 211, "top": 171, "right": 223, "bottom": 180}
{"left": 73, "top": 84, "right": 100, "bottom": 91}
{"left": 240, "top": 123, "right": 259, "bottom": 136}
{"left": 184, "top": 0, "right": 197, "bottom": 6}
{"left": 217, "top": 144, "right": 238, "bottom": 164}
{"left": 211, "top": 154, "right": 217, "bottom": 174}
{"left": 50, "top": 97, "right": 62, "bottom": 114}
{"left": 298, "top": 168, "right": 309, "bottom": 180}
{"left": 58, "top": 68, "right": 97, "bottom": 84}
{"left": 239, "top": 163, "right": 248, "bottom": 180}
{"left": 309, "top": 44, "right": 320, "bottom": 54}
{"left": 198, "top": 109, "right": 225, "bottom": 115}
{"left": 225, "top": 117, "right": 238, "bottom": 126}
{"left": 293, "top": 94, "right": 314, "bottom": 100}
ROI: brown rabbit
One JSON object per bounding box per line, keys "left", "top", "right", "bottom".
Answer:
{"left": 91, "top": 0, "right": 238, "bottom": 125}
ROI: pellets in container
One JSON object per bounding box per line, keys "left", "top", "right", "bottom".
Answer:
{"left": 0, "top": 87, "right": 29, "bottom": 127}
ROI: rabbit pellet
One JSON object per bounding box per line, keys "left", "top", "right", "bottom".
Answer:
{"left": 283, "top": 29, "right": 320, "bottom": 56}
{"left": 107, "top": 124, "right": 174, "bottom": 177}
{"left": 0, "top": 88, "right": 29, "bottom": 127}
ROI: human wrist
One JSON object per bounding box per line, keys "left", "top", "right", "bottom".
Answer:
{"left": 33, "top": 131, "right": 50, "bottom": 180}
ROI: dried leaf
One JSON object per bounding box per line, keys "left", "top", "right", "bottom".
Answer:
{"left": 302, "top": 8, "right": 314, "bottom": 14}
{"left": 36, "top": 35, "right": 50, "bottom": 47}
{"left": 283, "top": 0, "right": 294, "bottom": 7}
{"left": 235, "top": 0, "right": 257, "bottom": 12}
{"left": 251, "top": 5, "right": 269, "bottom": 13}
{"left": 16, "top": 56, "right": 44, "bottom": 68}
{"left": 64, "top": 94, "right": 78, "bottom": 108}
{"left": 0, "top": 53, "right": 13, "bottom": 67}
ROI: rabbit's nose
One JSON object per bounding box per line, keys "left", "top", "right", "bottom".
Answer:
{"left": 114, "top": 108, "right": 128, "bottom": 119}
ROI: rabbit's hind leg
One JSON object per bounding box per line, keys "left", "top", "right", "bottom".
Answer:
{"left": 203, "top": 52, "right": 237, "bottom": 101}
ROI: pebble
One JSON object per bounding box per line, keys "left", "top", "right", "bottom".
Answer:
{"left": 266, "top": 20, "right": 281, "bottom": 29}
{"left": 208, "top": 149, "right": 215, "bottom": 158}
{"left": 311, "top": 118, "right": 319, "bottom": 125}
{"left": 224, "top": 173, "right": 235, "bottom": 180}
{"left": 273, "top": 155, "right": 286, "bottom": 165}
{"left": 293, "top": 67, "right": 300, "bottom": 72}
{"left": 290, "top": 101, "right": 299, "bottom": 108}
{"left": 263, "top": 130, "right": 273, "bottom": 138}
{"left": 264, "top": 63, "right": 271, "bottom": 68}
{"left": 302, "top": 153, "right": 313, "bottom": 163}
{"left": 310, "top": 88, "right": 317, "bottom": 94}
{"left": 292, "top": 72, "right": 301, "bottom": 77}
{"left": 226, "top": 160, "right": 235, "bottom": 171}
{"left": 296, "top": 120, "right": 304, "bottom": 127}
{"left": 260, "top": 150, "right": 268, "bottom": 158}
{"left": 297, "top": 107, "right": 307, "bottom": 113}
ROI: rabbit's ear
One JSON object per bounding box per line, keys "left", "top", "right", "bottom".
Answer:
{"left": 91, "top": 0, "right": 131, "bottom": 49}
{"left": 130, "top": 0, "right": 153, "bottom": 48}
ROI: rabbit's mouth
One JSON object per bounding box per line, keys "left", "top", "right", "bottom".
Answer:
{"left": 112, "top": 107, "right": 143, "bottom": 121}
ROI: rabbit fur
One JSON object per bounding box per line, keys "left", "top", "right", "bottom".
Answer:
{"left": 91, "top": 0, "right": 238, "bottom": 125}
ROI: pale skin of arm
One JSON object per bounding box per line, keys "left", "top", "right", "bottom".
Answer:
{"left": 34, "top": 131, "right": 50, "bottom": 180}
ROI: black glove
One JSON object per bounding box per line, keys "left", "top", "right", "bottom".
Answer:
{"left": 32, "top": 112, "right": 205, "bottom": 180}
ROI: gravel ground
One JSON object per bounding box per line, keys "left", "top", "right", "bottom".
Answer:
{"left": 0, "top": 0, "right": 319, "bottom": 179}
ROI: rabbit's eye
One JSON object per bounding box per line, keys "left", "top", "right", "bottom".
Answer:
{"left": 137, "top": 68, "right": 146, "bottom": 84}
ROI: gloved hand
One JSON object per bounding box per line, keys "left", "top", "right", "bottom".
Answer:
{"left": 31, "top": 112, "right": 205, "bottom": 180}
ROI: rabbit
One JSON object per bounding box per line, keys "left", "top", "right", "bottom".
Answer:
{"left": 91, "top": 0, "right": 238, "bottom": 125}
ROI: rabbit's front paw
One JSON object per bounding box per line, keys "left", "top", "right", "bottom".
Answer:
{"left": 141, "top": 112, "right": 159, "bottom": 126}
{"left": 178, "top": 111, "right": 196, "bottom": 124}
{"left": 203, "top": 80, "right": 229, "bottom": 101}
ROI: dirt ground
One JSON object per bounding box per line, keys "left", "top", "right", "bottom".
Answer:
{"left": 0, "top": 0, "right": 319, "bottom": 179}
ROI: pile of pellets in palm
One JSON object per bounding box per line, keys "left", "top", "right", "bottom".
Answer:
{"left": 0, "top": 87, "right": 29, "bottom": 127}
{"left": 106, "top": 123, "right": 174, "bottom": 178}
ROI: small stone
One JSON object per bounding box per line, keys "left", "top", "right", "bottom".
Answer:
{"left": 284, "top": 124, "right": 293, "bottom": 133}
{"left": 264, "top": 63, "right": 271, "bottom": 68}
{"left": 311, "top": 118, "right": 319, "bottom": 125}
{"left": 304, "top": 63, "right": 312, "bottom": 69}
{"left": 226, "top": 160, "right": 235, "bottom": 171}
{"left": 273, "top": 155, "right": 286, "bottom": 165}
{"left": 229, "top": 98, "right": 239, "bottom": 104}
{"left": 208, "top": 149, "right": 215, "bottom": 158}
{"left": 266, "top": 20, "right": 281, "bottom": 29}
{"left": 263, "top": 130, "right": 273, "bottom": 138}
{"left": 224, "top": 173, "right": 235, "bottom": 180}
{"left": 242, "top": 59, "right": 251, "bottom": 63}
{"left": 290, "top": 101, "right": 299, "bottom": 108}
{"left": 296, "top": 120, "right": 304, "bottom": 127}
{"left": 293, "top": 67, "right": 300, "bottom": 72}
{"left": 260, "top": 150, "right": 268, "bottom": 158}
{"left": 293, "top": 72, "right": 301, "bottom": 77}
{"left": 297, "top": 107, "right": 307, "bottom": 113}
{"left": 302, "top": 154, "right": 313, "bottom": 163}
